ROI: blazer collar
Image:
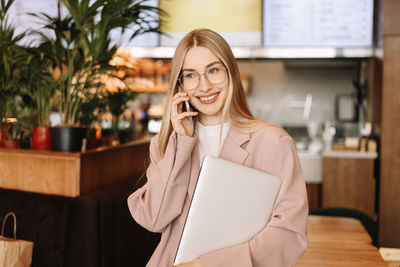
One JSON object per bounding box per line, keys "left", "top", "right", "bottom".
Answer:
{"left": 219, "top": 122, "right": 250, "bottom": 165}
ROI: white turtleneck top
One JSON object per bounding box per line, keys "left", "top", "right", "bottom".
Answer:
{"left": 197, "top": 121, "right": 230, "bottom": 162}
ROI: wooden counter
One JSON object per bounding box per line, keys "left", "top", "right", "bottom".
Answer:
{"left": 0, "top": 139, "right": 150, "bottom": 197}
{"left": 296, "top": 216, "right": 386, "bottom": 266}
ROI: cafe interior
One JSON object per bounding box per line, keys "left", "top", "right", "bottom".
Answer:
{"left": 0, "top": 0, "right": 399, "bottom": 266}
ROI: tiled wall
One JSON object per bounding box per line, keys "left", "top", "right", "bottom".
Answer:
{"left": 238, "top": 60, "right": 358, "bottom": 126}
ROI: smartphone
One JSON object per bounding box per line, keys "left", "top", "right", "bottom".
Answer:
{"left": 183, "top": 100, "right": 193, "bottom": 124}
{"left": 183, "top": 100, "right": 191, "bottom": 112}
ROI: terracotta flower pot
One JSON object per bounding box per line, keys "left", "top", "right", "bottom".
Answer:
{"left": 32, "top": 126, "right": 51, "bottom": 150}
{"left": 0, "top": 127, "right": 9, "bottom": 148}
{"left": 0, "top": 130, "right": 4, "bottom": 148}
{"left": 86, "top": 138, "right": 99, "bottom": 150}
{"left": 103, "top": 136, "right": 120, "bottom": 147}
{"left": 3, "top": 139, "right": 21, "bottom": 149}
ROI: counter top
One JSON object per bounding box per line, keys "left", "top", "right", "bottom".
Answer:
{"left": 0, "top": 139, "right": 150, "bottom": 197}
{"left": 297, "top": 150, "right": 378, "bottom": 184}
{"left": 296, "top": 216, "right": 386, "bottom": 266}
{"left": 322, "top": 150, "right": 378, "bottom": 159}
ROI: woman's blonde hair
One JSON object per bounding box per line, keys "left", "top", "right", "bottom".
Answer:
{"left": 156, "top": 28, "right": 262, "bottom": 160}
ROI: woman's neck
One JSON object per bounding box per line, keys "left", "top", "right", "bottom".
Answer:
{"left": 198, "top": 113, "right": 225, "bottom": 126}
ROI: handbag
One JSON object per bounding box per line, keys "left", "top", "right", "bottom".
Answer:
{"left": 0, "top": 212, "right": 34, "bottom": 267}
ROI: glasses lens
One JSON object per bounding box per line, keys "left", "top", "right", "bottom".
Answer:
{"left": 205, "top": 64, "right": 227, "bottom": 84}
{"left": 179, "top": 71, "right": 198, "bottom": 91}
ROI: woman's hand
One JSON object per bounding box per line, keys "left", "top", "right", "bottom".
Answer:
{"left": 174, "top": 259, "right": 201, "bottom": 267}
{"left": 171, "top": 91, "right": 198, "bottom": 136}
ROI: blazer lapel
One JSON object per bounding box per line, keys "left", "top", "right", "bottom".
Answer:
{"left": 219, "top": 124, "right": 250, "bottom": 165}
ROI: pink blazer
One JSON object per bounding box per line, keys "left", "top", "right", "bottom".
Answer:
{"left": 128, "top": 122, "right": 308, "bottom": 267}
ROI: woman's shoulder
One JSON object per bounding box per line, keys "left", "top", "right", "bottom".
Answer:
{"left": 250, "top": 120, "right": 292, "bottom": 142}
{"left": 246, "top": 121, "right": 297, "bottom": 159}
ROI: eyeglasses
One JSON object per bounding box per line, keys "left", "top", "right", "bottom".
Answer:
{"left": 178, "top": 63, "right": 227, "bottom": 91}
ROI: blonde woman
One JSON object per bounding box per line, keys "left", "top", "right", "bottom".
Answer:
{"left": 128, "top": 29, "right": 308, "bottom": 267}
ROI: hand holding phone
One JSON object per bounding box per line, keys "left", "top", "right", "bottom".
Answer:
{"left": 171, "top": 88, "right": 197, "bottom": 136}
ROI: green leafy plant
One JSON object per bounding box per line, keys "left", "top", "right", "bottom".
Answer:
{"left": 19, "top": 46, "right": 57, "bottom": 127}
{"left": 0, "top": 0, "right": 36, "bottom": 145}
{"left": 0, "top": 0, "right": 26, "bottom": 127}
{"left": 4, "top": 95, "right": 33, "bottom": 141}
{"left": 31, "top": 0, "right": 165, "bottom": 127}
{"left": 77, "top": 90, "right": 106, "bottom": 138}
{"left": 105, "top": 88, "right": 136, "bottom": 132}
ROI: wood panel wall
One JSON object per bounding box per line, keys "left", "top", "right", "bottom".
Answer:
{"left": 322, "top": 158, "right": 376, "bottom": 219}
{"left": 80, "top": 140, "right": 149, "bottom": 194}
{"left": 306, "top": 184, "right": 322, "bottom": 213}
{"left": 378, "top": 0, "right": 400, "bottom": 248}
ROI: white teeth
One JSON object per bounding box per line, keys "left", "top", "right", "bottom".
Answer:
{"left": 199, "top": 94, "right": 217, "bottom": 101}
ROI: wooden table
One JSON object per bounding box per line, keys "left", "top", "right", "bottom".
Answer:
{"left": 296, "top": 216, "right": 387, "bottom": 266}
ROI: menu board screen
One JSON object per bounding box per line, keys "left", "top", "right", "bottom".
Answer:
{"left": 263, "top": 0, "right": 374, "bottom": 47}
{"left": 160, "top": 0, "right": 262, "bottom": 47}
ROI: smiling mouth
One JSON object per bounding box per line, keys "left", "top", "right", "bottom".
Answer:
{"left": 198, "top": 93, "right": 219, "bottom": 103}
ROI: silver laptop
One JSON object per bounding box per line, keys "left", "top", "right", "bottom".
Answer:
{"left": 174, "top": 155, "right": 282, "bottom": 265}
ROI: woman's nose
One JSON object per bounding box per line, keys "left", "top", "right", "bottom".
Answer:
{"left": 197, "top": 74, "right": 211, "bottom": 92}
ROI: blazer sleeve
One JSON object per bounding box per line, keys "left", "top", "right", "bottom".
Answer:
{"left": 127, "top": 132, "right": 196, "bottom": 233}
{"left": 199, "top": 135, "right": 308, "bottom": 267}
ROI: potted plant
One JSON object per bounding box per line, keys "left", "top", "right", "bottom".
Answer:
{"left": 0, "top": 0, "right": 28, "bottom": 147}
{"left": 102, "top": 88, "right": 136, "bottom": 146}
{"left": 2, "top": 96, "right": 33, "bottom": 148}
{"left": 32, "top": 0, "right": 164, "bottom": 152}
{"left": 19, "top": 46, "right": 57, "bottom": 150}
{"left": 77, "top": 90, "right": 106, "bottom": 150}
{"left": 31, "top": 0, "right": 163, "bottom": 150}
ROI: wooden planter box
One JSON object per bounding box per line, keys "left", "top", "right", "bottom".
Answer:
{"left": 0, "top": 139, "right": 149, "bottom": 197}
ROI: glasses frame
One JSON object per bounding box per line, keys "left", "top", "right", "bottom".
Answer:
{"left": 178, "top": 63, "right": 227, "bottom": 91}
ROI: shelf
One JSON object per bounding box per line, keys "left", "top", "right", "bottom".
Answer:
{"left": 131, "top": 86, "right": 168, "bottom": 93}
{"left": 122, "top": 47, "right": 376, "bottom": 59}
{"left": 322, "top": 150, "right": 378, "bottom": 159}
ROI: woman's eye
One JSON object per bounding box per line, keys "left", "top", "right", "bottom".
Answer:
{"left": 208, "top": 67, "right": 219, "bottom": 74}
{"left": 184, "top": 72, "right": 196, "bottom": 79}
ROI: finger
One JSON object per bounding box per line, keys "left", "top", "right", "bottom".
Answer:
{"left": 172, "top": 97, "right": 190, "bottom": 115}
{"left": 172, "top": 96, "right": 190, "bottom": 106}
{"left": 173, "top": 92, "right": 188, "bottom": 99}
{"left": 184, "top": 111, "right": 198, "bottom": 117}
{"left": 177, "top": 111, "right": 198, "bottom": 120}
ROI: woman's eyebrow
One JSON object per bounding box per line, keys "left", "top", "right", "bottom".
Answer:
{"left": 206, "top": 61, "right": 221, "bottom": 68}
{"left": 181, "top": 61, "right": 221, "bottom": 72}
